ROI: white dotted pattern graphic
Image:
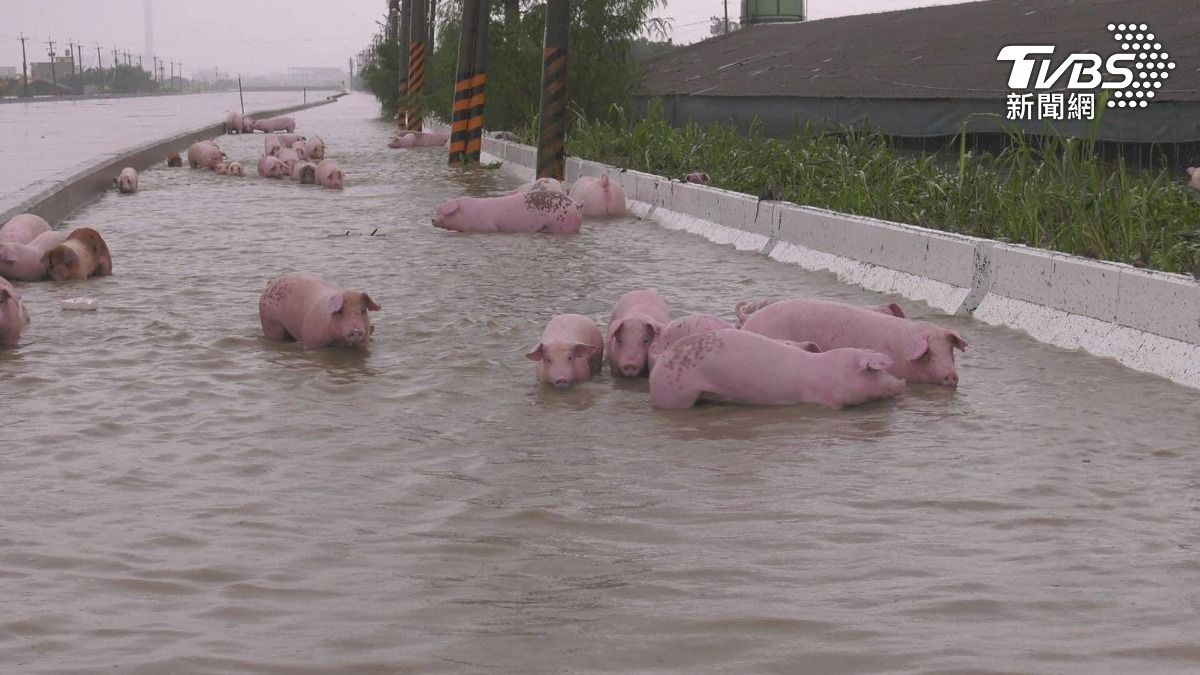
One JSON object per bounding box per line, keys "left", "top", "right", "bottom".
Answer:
{"left": 1106, "top": 23, "right": 1173, "bottom": 108}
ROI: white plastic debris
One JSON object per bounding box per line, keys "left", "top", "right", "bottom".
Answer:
{"left": 60, "top": 298, "right": 99, "bottom": 311}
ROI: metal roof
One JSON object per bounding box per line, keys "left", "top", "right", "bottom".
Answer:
{"left": 642, "top": 0, "right": 1200, "bottom": 102}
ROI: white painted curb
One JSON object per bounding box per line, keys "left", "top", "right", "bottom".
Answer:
{"left": 433, "top": 123, "right": 1200, "bottom": 390}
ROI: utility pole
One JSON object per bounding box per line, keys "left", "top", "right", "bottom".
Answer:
{"left": 67, "top": 38, "right": 76, "bottom": 80}
{"left": 96, "top": 44, "right": 104, "bottom": 93}
{"left": 724, "top": 0, "right": 730, "bottom": 34}
{"left": 46, "top": 38, "right": 58, "bottom": 95}
{"left": 177, "top": 61, "right": 182, "bottom": 91}
{"left": 19, "top": 33, "right": 30, "bottom": 97}
{"left": 76, "top": 44, "right": 83, "bottom": 91}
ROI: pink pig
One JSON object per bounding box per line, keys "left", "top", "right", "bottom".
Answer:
{"left": 508, "top": 177, "right": 564, "bottom": 195}
{"left": 264, "top": 134, "right": 283, "bottom": 157}
{"left": 227, "top": 162, "right": 245, "bottom": 177}
{"left": 607, "top": 289, "right": 670, "bottom": 377}
{"left": 304, "top": 136, "right": 326, "bottom": 161}
{"left": 525, "top": 313, "right": 604, "bottom": 388}
{"left": 315, "top": 160, "right": 344, "bottom": 189}
{"left": 225, "top": 111, "right": 243, "bottom": 134}
{"left": 569, "top": 175, "right": 627, "bottom": 218}
{"left": 259, "top": 272, "right": 380, "bottom": 349}
{"left": 187, "top": 141, "right": 224, "bottom": 170}
{"left": 647, "top": 314, "right": 734, "bottom": 371}
{"left": 0, "top": 230, "right": 68, "bottom": 281}
{"left": 0, "top": 214, "right": 51, "bottom": 244}
{"left": 113, "top": 167, "right": 138, "bottom": 193}
{"left": 1188, "top": 167, "right": 1200, "bottom": 191}
{"left": 277, "top": 133, "right": 306, "bottom": 148}
{"left": 734, "top": 298, "right": 905, "bottom": 327}
{"left": 389, "top": 131, "right": 449, "bottom": 148}
{"left": 740, "top": 299, "right": 967, "bottom": 386}
{"left": 257, "top": 155, "right": 287, "bottom": 178}
{"left": 292, "top": 161, "right": 318, "bottom": 184}
{"left": 253, "top": 116, "right": 296, "bottom": 133}
{"left": 0, "top": 277, "right": 31, "bottom": 349}
{"left": 276, "top": 147, "right": 300, "bottom": 175}
{"left": 649, "top": 330, "right": 905, "bottom": 409}
{"left": 432, "top": 191, "right": 582, "bottom": 234}
{"left": 241, "top": 116, "right": 256, "bottom": 133}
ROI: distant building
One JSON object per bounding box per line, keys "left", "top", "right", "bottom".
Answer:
{"left": 30, "top": 57, "right": 74, "bottom": 82}
{"left": 287, "top": 67, "right": 345, "bottom": 87}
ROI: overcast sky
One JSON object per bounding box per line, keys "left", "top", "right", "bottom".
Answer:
{"left": 1, "top": 0, "right": 975, "bottom": 78}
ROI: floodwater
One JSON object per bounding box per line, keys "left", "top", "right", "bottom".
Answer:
{"left": 0, "top": 91, "right": 317, "bottom": 201}
{"left": 2, "top": 92, "right": 1199, "bottom": 675}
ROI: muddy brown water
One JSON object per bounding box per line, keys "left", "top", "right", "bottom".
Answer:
{"left": 2, "top": 93, "right": 1199, "bottom": 675}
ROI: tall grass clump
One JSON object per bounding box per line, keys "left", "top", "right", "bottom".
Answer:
{"left": 567, "top": 104, "right": 1200, "bottom": 275}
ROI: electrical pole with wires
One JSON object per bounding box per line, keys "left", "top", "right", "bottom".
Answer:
{"left": 46, "top": 38, "right": 58, "bottom": 94}
{"left": 19, "top": 33, "right": 30, "bottom": 97}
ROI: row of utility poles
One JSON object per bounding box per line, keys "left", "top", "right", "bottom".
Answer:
{"left": 391, "top": 0, "right": 568, "bottom": 180}
{"left": 14, "top": 31, "right": 185, "bottom": 97}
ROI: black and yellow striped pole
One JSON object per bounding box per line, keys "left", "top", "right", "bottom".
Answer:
{"left": 536, "top": 0, "right": 569, "bottom": 180}
{"left": 397, "top": 0, "right": 411, "bottom": 127}
{"left": 465, "top": 0, "right": 490, "bottom": 162}
{"left": 406, "top": 0, "right": 428, "bottom": 132}
{"left": 448, "top": 0, "right": 480, "bottom": 165}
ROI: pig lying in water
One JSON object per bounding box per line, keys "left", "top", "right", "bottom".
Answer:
{"left": 525, "top": 314, "right": 604, "bottom": 389}
{"left": 388, "top": 131, "right": 449, "bottom": 148}
{"left": 734, "top": 298, "right": 905, "bottom": 327}
{"left": 647, "top": 314, "right": 734, "bottom": 371}
{"left": 253, "top": 116, "right": 296, "bottom": 133}
{"left": 569, "top": 175, "right": 627, "bottom": 218}
{"left": 1, "top": 214, "right": 51, "bottom": 245}
{"left": 607, "top": 289, "right": 669, "bottom": 377}
{"left": 432, "top": 191, "right": 582, "bottom": 234}
{"left": 0, "top": 230, "right": 68, "bottom": 281}
{"left": 45, "top": 227, "right": 112, "bottom": 281}
{"left": 649, "top": 330, "right": 905, "bottom": 409}
{"left": 740, "top": 299, "right": 966, "bottom": 386}
{"left": 259, "top": 272, "right": 380, "bottom": 350}
{"left": 0, "top": 278, "right": 30, "bottom": 349}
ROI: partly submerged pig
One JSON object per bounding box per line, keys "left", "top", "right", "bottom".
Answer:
{"left": 259, "top": 272, "right": 380, "bottom": 349}
{"left": 253, "top": 116, "right": 296, "bottom": 133}
{"left": 264, "top": 134, "right": 284, "bottom": 157}
{"left": 315, "top": 159, "right": 344, "bottom": 189}
{"left": 508, "top": 177, "right": 565, "bottom": 195}
{"left": 0, "top": 214, "right": 51, "bottom": 245}
{"left": 0, "top": 230, "right": 68, "bottom": 281}
{"left": 45, "top": 227, "right": 112, "bottom": 281}
{"left": 0, "top": 277, "right": 31, "bottom": 349}
{"left": 187, "top": 141, "right": 224, "bottom": 170}
{"left": 257, "top": 155, "right": 288, "bottom": 178}
{"left": 225, "top": 111, "right": 243, "bottom": 134}
{"left": 292, "top": 161, "right": 318, "bottom": 184}
{"left": 389, "top": 131, "right": 449, "bottom": 148}
{"left": 647, "top": 314, "right": 734, "bottom": 371}
{"left": 649, "top": 330, "right": 905, "bottom": 409}
{"left": 734, "top": 298, "right": 905, "bottom": 328}
{"left": 166, "top": 152, "right": 183, "bottom": 167}
{"left": 226, "top": 161, "right": 245, "bottom": 177}
{"left": 304, "top": 136, "right": 326, "bottom": 161}
{"left": 525, "top": 314, "right": 604, "bottom": 389}
{"left": 740, "top": 299, "right": 966, "bottom": 386}
{"left": 432, "top": 191, "right": 582, "bottom": 234}
{"left": 113, "top": 167, "right": 138, "bottom": 194}
{"left": 607, "top": 289, "right": 670, "bottom": 377}
{"left": 569, "top": 175, "right": 627, "bottom": 218}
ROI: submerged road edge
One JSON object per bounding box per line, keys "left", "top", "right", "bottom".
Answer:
{"left": 428, "top": 121, "right": 1200, "bottom": 390}
{"left": 0, "top": 97, "right": 341, "bottom": 229}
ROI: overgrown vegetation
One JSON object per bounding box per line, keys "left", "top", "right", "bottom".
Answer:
{"left": 567, "top": 104, "right": 1200, "bottom": 275}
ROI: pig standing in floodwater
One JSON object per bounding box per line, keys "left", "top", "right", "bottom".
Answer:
{"left": 259, "top": 272, "right": 380, "bottom": 350}
{"left": 225, "top": 112, "right": 243, "bottom": 134}
{"left": 569, "top": 175, "right": 627, "bottom": 218}
{"left": 432, "top": 191, "right": 582, "bottom": 234}
{"left": 647, "top": 314, "right": 734, "bottom": 371}
{"left": 257, "top": 156, "right": 288, "bottom": 178}
{"left": 607, "top": 289, "right": 670, "bottom": 377}
{"left": 740, "top": 298, "right": 966, "bottom": 386}
{"left": 264, "top": 134, "right": 283, "bottom": 157}
{"left": 113, "top": 167, "right": 138, "bottom": 194}
{"left": 315, "top": 160, "right": 344, "bottom": 189}
{"left": 166, "top": 152, "right": 183, "bottom": 167}
{"left": 0, "top": 214, "right": 51, "bottom": 245}
{"left": 305, "top": 136, "right": 326, "bottom": 161}
{"left": 525, "top": 314, "right": 604, "bottom": 389}
{"left": 0, "top": 231, "right": 68, "bottom": 281}
{"left": 649, "top": 330, "right": 905, "bottom": 409}
{"left": 187, "top": 141, "right": 223, "bottom": 170}
{"left": 227, "top": 162, "right": 245, "bottom": 177}
{"left": 291, "top": 162, "right": 318, "bottom": 184}
{"left": 45, "top": 227, "right": 112, "bottom": 281}
{"left": 0, "top": 277, "right": 30, "bottom": 348}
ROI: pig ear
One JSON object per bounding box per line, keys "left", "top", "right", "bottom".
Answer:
{"left": 643, "top": 321, "right": 663, "bottom": 340}
{"left": 860, "top": 353, "right": 893, "bottom": 372}
{"left": 948, "top": 331, "right": 967, "bottom": 351}
{"left": 524, "top": 343, "right": 545, "bottom": 361}
{"left": 880, "top": 302, "right": 905, "bottom": 318}
{"left": 609, "top": 319, "right": 625, "bottom": 338}
{"left": 908, "top": 333, "right": 932, "bottom": 360}
{"left": 326, "top": 294, "right": 345, "bottom": 314}
{"left": 362, "top": 293, "right": 381, "bottom": 311}
{"left": 571, "top": 343, "right": 598, "bottom": 358}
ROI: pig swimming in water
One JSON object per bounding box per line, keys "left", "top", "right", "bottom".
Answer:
{"left": 0, "top": 230, "right": 68, "bottom": 281}
{"left": 607, "top": 289, "right": 669, "bottom": 377}
{"left": 432, "top": 191, "right": 582, "bottom": 234}
{"left": 569, "top": 175, "right": 627, "bottom": 218}
{"left": 525, "top": 314, "right": 604, "bottom": 389}
{"left": 45, "top": 227, "right": 112, "bottom": 281}
{"left": 0, "top": 214, "right": 51, "bottom": 245}
{"left": 0, "top": 277, "right": 31, "bottom": 349}
{"left": 259, "top": 272, "right": 380, "bottom": 350}
{"left": 740, "top": 298, "right": 966, "bottom": 386}
{"left": 649, "top": 330, "right": 905, "bottom": 409}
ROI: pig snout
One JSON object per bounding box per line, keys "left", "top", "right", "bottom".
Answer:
{"left": 552, "top": 377, "right": 571, "bottom": 389}
{"left": 618, "top": 359, "right": 644, "bottom": 377}
{"left": 942, "top": 370, "right": 959, "bottom": 387}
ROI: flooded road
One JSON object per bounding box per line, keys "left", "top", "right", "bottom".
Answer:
{"left": 2, "top": 92, "right": 1199, "bottom": 675}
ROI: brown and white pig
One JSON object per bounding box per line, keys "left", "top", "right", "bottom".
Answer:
{"left": 740, "top": 298, "right": 966, "bottom": 386}
{"left": 647, "top": 314, "right": 734, "bottom": 371}
{"left": 0, "top": 230, "right": 68, "bottom": 281}
{"left": 214, "top": 162, "right": 230, "bottom": 175}
{"left": 259, "top": 272, "right": 380, "bottom": 350}
{"left": 0, "top": 277, "right": 30, "bottom": 349}
{"left": 734, "top": 298, "right": 906, "bottom": 328}
{"left": 257, "top": 155, "right": 288, "bottom": 178}
{"left": 607, "top": 289, "right": 670, "bottom": 377}
{"left": 315, "top": 160, "right": 344, "bottom": 189}
{"left": 292, "top": 161, "right": 318, "bottom": 184}
{"left": 187, "top": 141, "right": 224, "bottom": 170}
{"left": 432, "top": 191, "right": 582, "bottom": 234}
{"left": 227, "top": 161, "right": 245, "bottom": 177}
{"left": 525, "top": 313, "right": 604, "bottom": 389}
{"left": 569, "top": 175, "right": 627, "bottom": 218}
{"left": 1, "top": 214, "right": 51, "bottom": 245}
{"left": 681, "top": 172, "right": 711, "bottom": 185}
{"left": 304, "top": 136, "right": 326, "bottom": 161}
{"left": 649, "top": 330, "right": 905, "bottom": 410}
{"left": 44, "top": 227, "right": 112, "bottom": 281}
{"left": 253, "top": 116, "right": 296, "bottom": 133}
{"left": 166, "top": 152, "right": 183, "bottom": 167}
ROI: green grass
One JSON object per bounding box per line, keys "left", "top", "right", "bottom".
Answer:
{"left": 562, "top": 104, "right": 1200, "bottom": 276}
